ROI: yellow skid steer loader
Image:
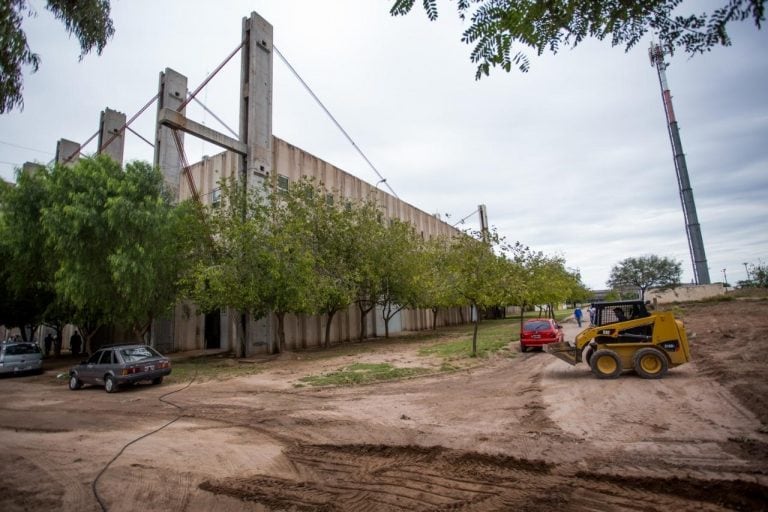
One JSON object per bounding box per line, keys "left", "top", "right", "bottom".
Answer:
{"left": 545, "top": 300, "right": 690, "bottom": 379}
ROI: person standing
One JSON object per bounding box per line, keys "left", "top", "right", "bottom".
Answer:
{"left": 44, "top": 333, "right": 53, "bottom": 356}
{"left": 574, "top": 306, "right": 583, "bottom": 327}
{"left": 53, "top": 334, "right": 62, "bottom": 357}
{"left": 589, "top": 305, "right": 597, "bottom": 325}
{"left": 70, "top": 330, "right": 82, "bottom": 357}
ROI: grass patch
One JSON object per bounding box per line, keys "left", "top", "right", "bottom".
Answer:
{"left": 419, "top": 318, "right": 518, "bottom": 360}
{"left": 165, "top": 355, "right": 263, "bottom": 384}
{"left": 298, "top": 362, "right": 430, "bottom": 387}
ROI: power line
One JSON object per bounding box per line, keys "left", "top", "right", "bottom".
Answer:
{"left": 452, "top": 208, "right": 479, "bottom": 227}
{"left": 0, "top": 139, "right": 54, "bottom": 155}
{"left": 273, "top": 45, "right": 400, "bottom": 199}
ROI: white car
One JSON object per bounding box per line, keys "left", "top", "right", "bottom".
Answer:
{"left": 0, "top": 341, "right": 43, "bottom": 375}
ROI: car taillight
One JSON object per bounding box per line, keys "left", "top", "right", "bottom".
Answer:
{"left": 158, "top": 360, "right": 170, "bottom": 369}
{"left": 121, "top": 366, "right": 141, "bottom": 376}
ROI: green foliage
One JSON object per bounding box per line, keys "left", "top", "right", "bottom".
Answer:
{"left": 390, "top": 0, "right": 766, "bottom": 79}
{"left": 0, "top": 167, "right": 56, "bottom": 334}
{"left": 0, "top": 0, "right": 114, "bottom": 113}
{"left": 607, "top": 254, "right": 682, "bottom": 300}
{"left": 740, "top": 261, "right": 768, "bottom": 288}
{"left": 376, "top": 218, "right": 423, "bottom": 337}
{"left": 298, "top": 362, "right": 430, "bottom": 386}
{"left": 42, "top": 155, "right": 200, "bottom": 346}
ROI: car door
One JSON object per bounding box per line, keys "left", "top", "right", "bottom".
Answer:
{"left": 80, "top": 351, "right": 105, "bottom": 384}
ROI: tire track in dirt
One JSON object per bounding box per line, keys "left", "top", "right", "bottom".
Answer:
{"left": 199, "top": 443, "right": 768, "bottom": 511}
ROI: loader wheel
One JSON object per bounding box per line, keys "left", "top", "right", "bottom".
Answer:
{"left": 633, "top": 348, "right": 669, "bottom": 379}
{"left": 590, "top": 349, "right": 622, "bottom": 379}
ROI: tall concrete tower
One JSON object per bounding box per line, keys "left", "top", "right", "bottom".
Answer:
{"left": 649, "top": 42, "right": 710, "bottom": 285}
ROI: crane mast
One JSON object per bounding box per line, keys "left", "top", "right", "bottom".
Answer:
{"left": 649, "top": 42, "right": 710, "bottom": 285}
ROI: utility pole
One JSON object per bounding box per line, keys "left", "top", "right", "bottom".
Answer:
{"left": 649, "top": 42, "right": 710, "bottom": 285}
{"left": 478, "top": 204, "right": 489, "bottom": 243}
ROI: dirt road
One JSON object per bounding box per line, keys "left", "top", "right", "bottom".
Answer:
{"left": 1, "top": 299, "right": 766, "bottom": 511}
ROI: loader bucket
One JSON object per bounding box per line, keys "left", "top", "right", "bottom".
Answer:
{"left": 544, "top": 342, "right": 580, "bottom": 366}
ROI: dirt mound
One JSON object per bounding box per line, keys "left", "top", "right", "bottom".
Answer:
{"left": 676, "top": 298, "right": 768, "bottom": 425}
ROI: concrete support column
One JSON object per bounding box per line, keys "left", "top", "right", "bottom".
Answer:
{"left": 55, "top": 139, "right": 80, "bottom": 166}
{"left": 239, "top": 12, "right": 274, "bottom": 354}
{"left": 22, "top": 162, "right": 44, "bottom": 175}
{"left": 98, "top": 107, "right": 126, "bottom": 165}
{"left": 154, "top": 68, "right": 188, "bottom": 199}
{"left": 240, "top": 11, "right": 273, "bottom": 189}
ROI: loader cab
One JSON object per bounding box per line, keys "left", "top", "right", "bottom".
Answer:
{"left": 593, "top": 300, "right": 649, "bottom": 327}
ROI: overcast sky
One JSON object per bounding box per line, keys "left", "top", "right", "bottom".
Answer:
{"left": 1, "top": 0, "right": 766, "bottom": 289}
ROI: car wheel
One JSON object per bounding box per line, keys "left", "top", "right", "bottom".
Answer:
{"left": 633, "top": 348, "right": 669, "bottom": 379}
{"left": 152, "top": 376, "right": 163, "bottom": 385}
{"left": 590, "top": 349, "right": 622, "bottom": 379}
{"left": 520, "top": 343, "right": 528, "bottom": 353}
{"left": 105, "top": 375, "right": 118, "bottom": 393}
{"left": 68, "top": 374, "right": 82, "bottom": 390}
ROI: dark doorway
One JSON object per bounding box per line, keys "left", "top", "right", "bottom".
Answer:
{"left": 204, "top": 309, "right": 221, "bottom": 349}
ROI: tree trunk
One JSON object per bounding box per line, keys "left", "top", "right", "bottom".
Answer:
{"left": 275, "top": 311, "right": 286, "bottom": 354}
{"left": 432, "top": 307, "right": 438, "bottom": 330}
{"left": 471, "top": 303, "right": 479, "bottom": 356}
{"left": 357, "top": 301, "right": 374, "bottom": 341}
{"left": 459, "top": 307, "right": 464, "bottom": 324}
{"left": 519, "top": 302, "right": 526, "bottom": 333}
{"left": 324, "top": 309, "right": 337, "bottom": 348}
{"left": 239, "top": 313, "right": 247, "bottom": 358}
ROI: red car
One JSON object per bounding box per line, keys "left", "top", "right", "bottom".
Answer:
{"left": 520, "top": 318, "right": 564, "bottom": 352}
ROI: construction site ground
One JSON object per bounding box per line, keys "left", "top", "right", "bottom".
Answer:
{"left": 1, "top": 297, "right": 767, "bottom": 511}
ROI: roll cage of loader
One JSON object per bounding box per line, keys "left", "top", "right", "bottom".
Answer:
{"left": 545, "top": 300, "right": 690, "bottom": 379}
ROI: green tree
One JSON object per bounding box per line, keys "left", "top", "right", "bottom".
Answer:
{"left": 186, "top": 178, "right": 263, "bottom": 357}
{"left": 350, "top": 200, "right": 388, "bottom": 341}
{"left": 42, "top": 155, "right": 198, "bottom": 351}
{"left": 444, "top": 229, "right": 509, "bottom": 355}
{"left": 607, "top": 255, "right": 682, "bottom": 300}
{"left": 377, "top": 219, "right": 423, "bottom": 338}
{"left": 0, "top": 167, "right": 57, "bottom": 340}
{"left": 740, "top": 261, "right": 768, "bottom": 287}
{"left": 416, "top": 235, "right": 464, "bottom": 329}
{"left": 306, "top": 187, "right": 359, "bottom": 348}
{"left": 390, "top": 0, "right": 765, "bottom": 79}
{"left": 1, "top": 0, "right": 114, "bottom": 113}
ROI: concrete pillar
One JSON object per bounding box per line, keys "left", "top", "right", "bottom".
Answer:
{"left": 239, "top": 12, "right": 274, "bottom": 353}
{"left": 55, "top": 139, "right": 80, "bottom": 166}
{"left": 98, "top": 107, "right": 126, "bottom": 165}
{"left": 240, "top": 11, "right": 273, "bottom": 189}
{"left": 154, "top": 68, "right": 188, "bottom": 199}
{"left": 22, "top": 162, "right": 44, "bottom": 175}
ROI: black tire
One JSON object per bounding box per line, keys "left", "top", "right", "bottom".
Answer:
{"left": 68, "top": 374, "right": 82, "bottom": 390}
{"left": 583, "top": 346, "right": 595, "bottom": 366}
{"left": 590, "top": 349, "right": 623, "bottom": 379}
{"left": 105, "top": 375, "right": 118, "bottom": 393}
{"left": 520, "top": 343, "right": 528, "bottom": 353}
{"left": 152, "top": 376, "right": 163, "bottom": 385}
{"left": 633, "top": 348, "right": 669, "bottom": 379}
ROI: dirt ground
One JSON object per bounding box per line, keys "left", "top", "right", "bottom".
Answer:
{"left": 1, "top": 298, "right": 767, "bottom": 511}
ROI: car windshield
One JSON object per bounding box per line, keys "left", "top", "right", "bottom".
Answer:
{"left": 4, "top": 344, "right": 41, "bottom": 355}
{"left": 524, "top": 321, "right": 552, "bottom": 332}
{"left": 120, "top": 346, "right": 162, "bottom": 363}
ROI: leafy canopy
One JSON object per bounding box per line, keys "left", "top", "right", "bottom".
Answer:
{"left": 0, "top": 0, "right": 114, "bottom": 113}
{"left": 607, "top": 254, "right": 682, "bottom": 299}
{"left": 390, "top": 0, "right": 765, "bottom": 78}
